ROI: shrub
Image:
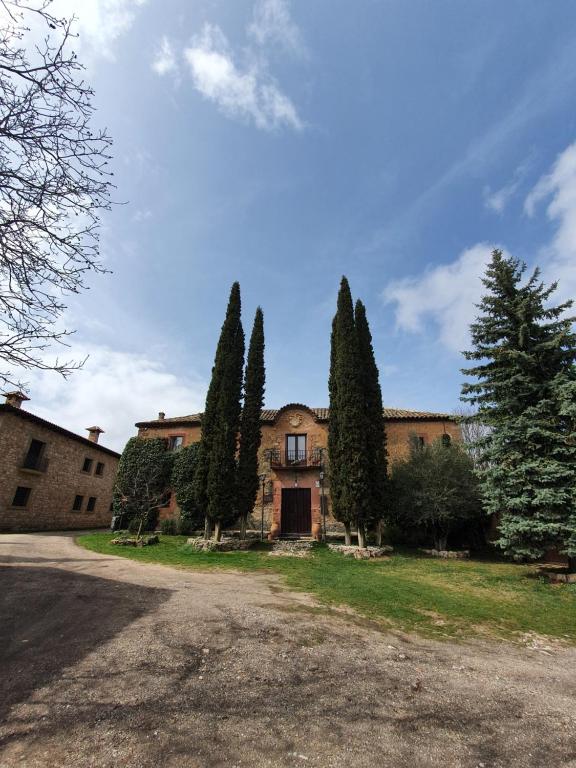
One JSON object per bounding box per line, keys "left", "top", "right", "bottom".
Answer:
{"left": 161, "top": 518, "right": 177, "bottom": 535}
{"left": 114, "top": 437, "right": 174, "bottom": 534}
{"left": 388, "top": 436, "right": 483, "bottom": 551}
{"left": 178, "top": 515, "right": 196, "bottom": 536}
{"left": 171, "top": 443, "right": 205, "bottom": 530}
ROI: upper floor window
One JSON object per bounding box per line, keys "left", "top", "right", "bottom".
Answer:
{"left": 86, "top": 497, "right": 97, "bottom": 512}
{"left": 23, "top": 439, "right": 47, "bottom": 471}
{"left": 12, "top": 486, "right": 31, "bottom": 507}
{"left": 72, "top": 494, "right": 84, "bottom": 511}
{"left": 168, "top": 436, "right": 183, "bottom": 451}
{"left": 441, "top": 433, "right": 451, "bottom": 447}
{"left": 95, "top": 462, "right": 105, "bottom": 476}
{"left": 82, "top": 457, "right": 93, "bottom": 473}
{"left": 286, "top": 434, "right": 306, "bottom": 464}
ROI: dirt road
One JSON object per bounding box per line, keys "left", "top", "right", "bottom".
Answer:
{"left": 0, "top": 533, "right": 575, "bottom": 767}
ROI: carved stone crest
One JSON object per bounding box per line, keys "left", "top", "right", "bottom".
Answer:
{"left": 289, "top": 413, "right": 303, "bottom": 428}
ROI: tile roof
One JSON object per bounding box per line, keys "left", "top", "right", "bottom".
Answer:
{"left": 135, "top": 405, "right": 455, "bottom": 428}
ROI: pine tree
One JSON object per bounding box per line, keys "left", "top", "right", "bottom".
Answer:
{"left": 355, "top": 300, "right": 388, "bottom": 544}
{"left": 237, "top": 307, "right": 266, "bottom": 539}
{"left": 328, "top": 277, "right": 370, "bottom": 546}
{"left": 462, "top": 249, "right": 576, "bottom": 565}
{"left": 194, "top": 282, "right": 245, "bottom": 540}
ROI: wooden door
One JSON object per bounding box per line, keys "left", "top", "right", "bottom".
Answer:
{"left": 281, "top": 488, "right": 311, "bottom": 535}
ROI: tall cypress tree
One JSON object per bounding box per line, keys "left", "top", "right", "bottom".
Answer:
{"left": 237, "top": 307, "right": 266, "bottom": 539}
{"left": 328, "top": 277, "right": 370, "bottom": 546}
{"left": 355, "top": 299, "right": 388, "bottom": 543}
{"left": 327, "top": 315, "right": 344, "bottom": 539}
{"left": 194, "top": 282, "right": 245, "bottom": 540}
{"left": 462, "top": 249, "right": 576, "bottom": 565}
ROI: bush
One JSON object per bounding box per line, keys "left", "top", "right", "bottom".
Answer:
{"left": 161, "top": 518, "right": 178, "bottom": 535}
{"left": 128, "top": 507, "right": 159, "bottom": 534}
{"left": 178, "top": 515, "right": 196, "bottom": 536}
{"left": 171, "top": 444, "right": 205, "bottom": 530}
{"left": 114, "top": 437, "right": 174, "bottom": 531}
{"left": 388, "top": 436, "right": 483, "bottom": 551}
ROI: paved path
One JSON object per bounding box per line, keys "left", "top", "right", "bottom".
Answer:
{"left": 1, "top": 533, "right": 575, "bottom": 768}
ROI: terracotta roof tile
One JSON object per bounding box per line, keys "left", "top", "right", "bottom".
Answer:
{"left": 136, "top": 405, "right": 455, "bottom": 428}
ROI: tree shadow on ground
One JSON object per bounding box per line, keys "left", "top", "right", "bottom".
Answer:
{"left": 0, "top": 566, "right": 172, "bottom": 722}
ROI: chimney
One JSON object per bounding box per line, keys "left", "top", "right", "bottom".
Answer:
{"left": 158, "top": 411, "right": 165, "bottom": 421}
{"left": 86, "top": 426, "right": 104, "bottom": 444}
{"left": 4, "top": 391, "right": 30, "bottom": 409}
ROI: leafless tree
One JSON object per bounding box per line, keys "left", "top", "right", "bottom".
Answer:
{"left": 0, "top": 0, "right": 113, "bottom": 388}
{"left": 453, "top": 406, "right": 491, "bottom": 468}
{"left": 114, "top": 464, "right": 168, "bottom": 540}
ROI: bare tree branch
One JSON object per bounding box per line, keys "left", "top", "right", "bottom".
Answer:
{"left": 0, "top": 0, "right": 113, "bottom": 388}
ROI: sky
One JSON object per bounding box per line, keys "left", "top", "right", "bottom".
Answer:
{"left": 16, "top": 0, "right": 576, "bottom": 451}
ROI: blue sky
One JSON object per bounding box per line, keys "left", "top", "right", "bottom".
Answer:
{"left": 23, "top": 0, "right": 576, "bottom": 450}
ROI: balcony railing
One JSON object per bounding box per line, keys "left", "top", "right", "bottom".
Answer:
{"left": 268, "top": 449, "right": 325, "bottom": 469}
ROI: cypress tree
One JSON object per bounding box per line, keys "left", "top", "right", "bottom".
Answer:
{"left": 194, "top": 282, "right": 245, "bottom": 541}
{"left": 462, "top": 249, "right": 576, "bottom": 565}
{"left": 328, "top": 277, "right": 371, "bottom": 546}
{"left": 355, "top": 300, "right": 388, "bottom": 543}
{"left": 237, "top": 307, "right": 266, "bottom": 539}
{"left": 327, "top": 315, "right": 345, "bottom": 539}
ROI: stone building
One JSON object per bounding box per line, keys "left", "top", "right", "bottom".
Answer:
{"left": 135, "top": 403, "right": 460, "bottom": 538}
{"left": 0, "top": 392, "right": 120, "bottom": 532}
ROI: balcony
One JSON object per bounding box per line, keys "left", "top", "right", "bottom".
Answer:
{"left": 268, "top": 449, "right": 325, "bottom": 469}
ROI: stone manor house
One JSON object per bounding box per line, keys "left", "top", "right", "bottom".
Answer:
{"left": 0, "top": 392, "right": 120, "bottom": 532}
{"left": 136, "top": 403, "right": 461, "bottom": 538}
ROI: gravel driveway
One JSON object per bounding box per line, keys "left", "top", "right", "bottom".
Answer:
{"left": 0, "top": 532, "right": 575, "bottom": 768}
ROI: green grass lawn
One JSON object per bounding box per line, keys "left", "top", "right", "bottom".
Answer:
{"left": 78, "top": 533, "right": 576, "bottom": 643}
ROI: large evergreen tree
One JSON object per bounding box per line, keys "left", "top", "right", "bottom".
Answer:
{"left": 194, "top": 282, "right": 245, "bottom": 540}
{"left": 355, "top": 300, "right": 388, "bottom": 543}
{"left": 462, "top": 249, "right": 576, "bottom": 566}
{"left": 237, "top": 307, "right": 266, "bottom": 539}
{"left": 328, "top": 277, "right": 371, "bottom": 546}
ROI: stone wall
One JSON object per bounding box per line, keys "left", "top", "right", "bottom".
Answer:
{"left": 0, "top": 410, "right": 119, "bottom": 532}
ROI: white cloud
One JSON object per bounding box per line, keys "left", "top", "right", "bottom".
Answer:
{"left": 483, "top": 180, "right": 519, "bottom": 214}
{"left": 49, "top": 0, "right": 146, "bottom": 61}
{"left": 383, "top": 244, "right": 499, "bottom": 352}
{"left": 248, "top": 0, "right": 304, "bottom": 56}
{"left": 152, "top": 35, "right": 177, "bottom": 76}
{"left": 524, "top": 141, "right": 576, "bottom": 302}
{"left": 22, "top": 344, "right": 205, "bottom": 452}
{"left": 483, "top": 157, "right": 532, "bottom": 214}
{"left": 183, "top": 23, "right": 303, "bottom": 131}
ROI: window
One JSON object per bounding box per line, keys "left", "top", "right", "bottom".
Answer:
{"left": 23, "top": 439, "right": 47, "bottom": 471}
{"left": 441, "top": 433, "right": 452, "bottom": 447}
{"left": 95, "top": 462, "right": 105, "bottom": 476}
{"left": 416, "top": 436, "right": 425, "bottom": 448}
{"left": 168, "top": 436, "right": 183, "bottom": 451}
{"left": 72, "top": 494, "right": 84, "bottom": 511}
{"left": 86, "top": 497, "right": 97, "bottom": 512}
{"left": 286, "top": 434, "right": 306, "bottom": 463}
{"left": 82, "top": 457, "right": 93, "bottom": 473}
{"left": 12, "top": 486, "right": 31, "bottom": 507}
